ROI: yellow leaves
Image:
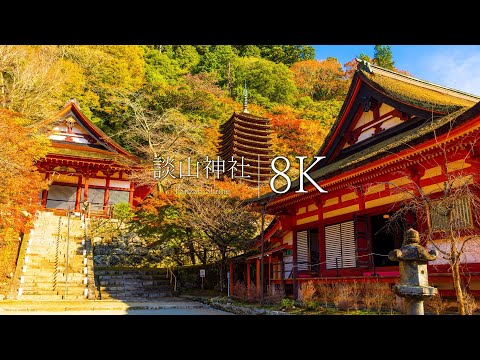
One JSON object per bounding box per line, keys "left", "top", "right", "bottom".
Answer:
{"left": 291, "top": 58, "right": 348, "bottom": 101}
{"left": 211, "top": 177, "right": 257, "bottom": 200}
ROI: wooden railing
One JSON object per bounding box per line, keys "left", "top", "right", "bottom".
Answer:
{"left": 167, "top": 267, "right": 177, "bottom": 292}
{"left": 83, "top": 203, "right": 113, "bottom": 219}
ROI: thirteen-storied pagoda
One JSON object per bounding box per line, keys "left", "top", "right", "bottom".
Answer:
{"left": 218, "top": 86, "right": 272, "bottom": 186}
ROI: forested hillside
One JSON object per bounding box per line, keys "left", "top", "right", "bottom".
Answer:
{"left": 0, "top": 45, "right": 347, "bottom": 166}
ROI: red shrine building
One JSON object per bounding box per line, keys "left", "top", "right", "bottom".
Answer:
{"left": 230, "top": 60, "right": 480, "bottom": 298}
{"left": 36, "top": 99, "right": 146, "bottom": 215}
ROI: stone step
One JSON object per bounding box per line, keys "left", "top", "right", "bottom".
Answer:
{"left": 55, "top": 276, "right": 88, "bottom": 281}
{"left": 95, "top": 271, "right": 169, "bottom": 281}
{"left": 102, "top": 291, "right": 170, "bottom": 299}
{"left": 21, "top": 288, "right": 87, "bottom": 294}
{"left": 100, "top": 287, "right": 172, "bottom": 294}
{"left": 100, "top": 292, "right": 171, "bottom": 300}
{"left": 21, "top": 282, "right": 86, "bottom": 289}
{"left": 23, "top": 268, "right": 85, "bottom": 281}
{"left": 22, "top": 276, "right": 55, "bottom": 281}
{"left": 22, "top": 282, "right": 87, "bottom": 289}
{"left": 96, "top": 270, "right": 167, "bottom": 275}
{"left": 56, "top": 265, "right": 88, "bottom": 271}
{"left": 26, "top": 262, "right": 86, "bottom": 270}
{"left": 98, "top": 280, "right": 170, "bottom": 286}
{"left": 19, "top": 294, "right": 87, "bottom": 300}
{"left": 22, "top": 286, "right": 55, "bottom": 291}
{"left": 27, "top": 252, "right": 85, "bottom": 257}
{"left": 97, "top": 275, "right": 170, "bottom": 281}
{"left": 19, "top": 295, "right": 65, "bottom": 300}
{"left": 28, "top": 245, "right": 85, "bottom": 249}
{"left": 23, "top": 263, "right": 57, "bottom": 268}
{"left": 23, "top": 272, "right": 56, "bottom": 277}
{"left": 28, "top": 243, "right": 59, "bottom": 247}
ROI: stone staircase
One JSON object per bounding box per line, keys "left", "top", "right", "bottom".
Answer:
{"left": 96, "top": 269, "right": 172, "bottom": 301}
{"left": 17, "top": 211, "right": 92, "bottom": 300}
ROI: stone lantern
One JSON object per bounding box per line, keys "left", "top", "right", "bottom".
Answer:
{"left": 388, "top": 228, "right": 438, "bottom": 315}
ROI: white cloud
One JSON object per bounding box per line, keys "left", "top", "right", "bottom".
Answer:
{"left": 418, "top": 46, "right": 480, "bottom": 96}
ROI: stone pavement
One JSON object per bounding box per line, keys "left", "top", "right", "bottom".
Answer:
{"left": 0, "top": 297, "right": 231, "bottom": 314}
{"left": 1, "top": 308, "right": 231, "bottom": 315}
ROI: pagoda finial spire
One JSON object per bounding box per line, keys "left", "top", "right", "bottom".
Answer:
{"left": 243, "top": 80, "right": 249, "bottom": 113}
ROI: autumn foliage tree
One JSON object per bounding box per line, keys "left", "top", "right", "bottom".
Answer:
{"left": 0, "top": 109, "right": 50, "bottom": 282}
{"left": 182, "top": 193, "right": 260, "bottom": 290}
{"left": 290, "top": 58, "right": 348, "bottom": 101}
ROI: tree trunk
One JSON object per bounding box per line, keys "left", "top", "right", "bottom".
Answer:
{"left": 227, "top": 62, "right": 232, "bottom": 96}
{"left": 204, "top": 247, "right": 208, "bottom": 266}
{"left": 186, "top": 228, "right": 196, "bottom": 265}
{"left": 219, "top": 251, "right": 227, "bottom": 292}
{"left": 1, "top": 71, "right": 5, "bottom": 108}
{"left": 452, "top": 257, "right": 466, "bottom": 315}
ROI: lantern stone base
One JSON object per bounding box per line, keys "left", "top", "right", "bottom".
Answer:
{"left": 393, "top": 285, "right": 438, "bottom": 315}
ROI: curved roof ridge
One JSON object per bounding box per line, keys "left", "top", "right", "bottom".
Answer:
{"left": 358, "top": 58, "right": 480, "bottom": 101}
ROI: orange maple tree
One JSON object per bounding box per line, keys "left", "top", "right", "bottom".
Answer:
{"left": 0, "top": 109, "right": 50, "bottom": 283}
{"left": 270, "top": 115, "right": 327, "bottom": 159}
{"left": 0, "top": 110, "right": 50, "bottom": 240}
{"left": 290, "top": 58, "right": 348, "bottom": 100}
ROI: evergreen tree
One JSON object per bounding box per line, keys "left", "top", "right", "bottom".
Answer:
{"left": 373, "top": 45, "right": 395, "bottom": 69}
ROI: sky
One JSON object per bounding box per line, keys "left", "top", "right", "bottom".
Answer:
{"left": 313, "top": 45, "right": 480, "bottom": 96}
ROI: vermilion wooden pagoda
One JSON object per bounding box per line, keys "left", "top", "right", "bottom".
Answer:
{"left": 36, "top": 99, "right": 148, "bottom": 215}
{"left": 230, "top": 60, "right": 480, "bottom": 298}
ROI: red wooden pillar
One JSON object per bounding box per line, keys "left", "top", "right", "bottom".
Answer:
{"left": 84, "top": 174, "right": 90, "bottom": 202}
{"left": 279, "top": 253, "right": 285, "bottom": 294}
{"left": 246, "top": 261, "right": 251, "bottom": 294}
{"left": 256, "top": 258, "right": 261, "bottom": 298}
{"left": 268, "top": 255, "right": 272, "bottom": 293}
{"left": 129, "top": 181, "right": 134, "bottom": 205}
{"left": 408, "top": 165, "right": 426, "bottom": 199}
{"left": 317, "top": 199, "right": 326, "bottom": 274}
{"left": 407, "top": 165, "right": 426, "bottom": 239}
{"left": 104, "top": 176, "right": 110, "bottom": 215}
{"left": 272, "top": 255, "right": 276, "bottom": 280}
{"left": 41, "top": 172, "right": 50, "bottom": 207}
{"left": 355, "top": 186, "right": 366, "bottom": 212}
{"left": 229, "top": 262, "right": 234, "bottom": 297}
{"left": 75, "top": 175, "right": 82, "bottom": 211}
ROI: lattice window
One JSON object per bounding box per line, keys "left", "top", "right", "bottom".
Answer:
{"left": 429, "top": 196, "right": 472, "bottom": 232}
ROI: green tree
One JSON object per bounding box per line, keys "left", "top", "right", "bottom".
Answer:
{"left": 359, "top": 52, "right": 372, "bottom": 62}
{"left": 194, "top": 45, "right": 239, "bottom": 85}
{"left": 232, "top": 57, "right": 298, "bottom": 106}
{"left": 373, "top": 45, "right": 395, "bottom": 69}
{"left": 60, "top": 45, "right": 146, "bottom": 132}
{"left": 258, "top": 45, "right": 315, "bottom": 66}
{"left": 233, "top": 45, "right": 262, "bottom": 58}
{"left": 143, "top": 46, "right": 183, "bottom": 85}
{"left": 172, "top": 45, "right": 200, "bottom": 71}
